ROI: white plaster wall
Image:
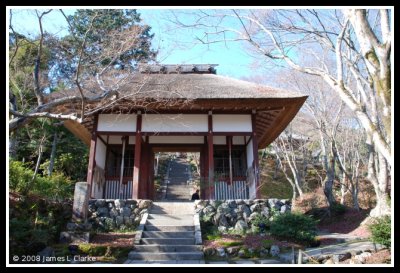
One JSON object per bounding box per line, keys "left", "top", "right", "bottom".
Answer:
{"left": 213, "top": 136, "right": 226, "bottom": 145}
{"left": 233, "top": 136, "right": 245, "bottom": 145}
{"left": 246, "top": 139, "right": 256, "bottom": 199}
{"left": 246, "top": 139, "right": 254, "bottom": 168}
{"left": 142, "top": 114, "right": 208, "bottom": 132}
{"left": 213, "top": 115, "right": 252, "bottom": 132}
{"left": 149, "top": 136, "right": 204, "bottom": 144}
{"left": 95, "top": 138, "right": 107, "bottom": 169}
{"left": 97, "top": 114, "right": 137, "bottom": 132}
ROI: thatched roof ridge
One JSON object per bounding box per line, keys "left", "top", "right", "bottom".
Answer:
{"left": 48, "top": 73, "right": 305, "bottom": 101}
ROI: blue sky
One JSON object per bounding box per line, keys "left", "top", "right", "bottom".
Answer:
{"left": 9, "top": 8, "right": 269, "bottom": 80}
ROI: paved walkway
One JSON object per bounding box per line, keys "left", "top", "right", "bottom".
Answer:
{"left": 206, "top": 259, "right": 282, "bottom": 264}
{"left": 166, "top": 158, "right": 192, "bottom": 200}
{"left": 279, "top": 240, "right": 382, "bottom": 263}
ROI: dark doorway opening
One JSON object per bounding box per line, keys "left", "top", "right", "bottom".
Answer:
{"left": 151, "top": 146, "right": 202, "bottom": 201}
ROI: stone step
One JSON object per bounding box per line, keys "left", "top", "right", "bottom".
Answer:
{"left": 144, "top": 225, "right": 194, "bottom": 232}
{"left": 150, "top": 208, "right": 194, "bottom": 214}
{"left": 153, "top": 202, "right": 194, "bottom": 209}
{"left": 142, "top": 231, "right": 194, "bottom": 238}
{"left": 148, "top": 214, "right": 194, "bottom": 220}
{"left": 166, "top": 189, "right": 190, "bottom": 192}
{"left": 166, "top": 190, "right": 189, "bottom": 193}
{"left": 146, "top": 219, "right": 194, "bottom": 226}
{"left": 141, "top": 238, "right": 195, "bottom": 245}
{"left": 128, "top": 251, "right": 204, "bottom": 260}
{"left": 133, "top": 245, "right": 202, "bottom": 252}
{"left": 166, "top": 191, "right": 190, "bottom": 195}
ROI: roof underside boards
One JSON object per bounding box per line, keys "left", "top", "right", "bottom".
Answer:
{"left": 46, "top": 73, "right": 307, "bottom": 148}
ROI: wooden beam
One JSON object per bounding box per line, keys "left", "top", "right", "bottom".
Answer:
{"left": 64, "top": 120, "right": 91, "bottom": 146}
{"left": 227, "top": 136, "right": 233, "bottom": 185}
{"left": 132, "top": 114, "right": 142, "bottom": 199}
{"left": 207, "top": 113, "right": 214, "bottom": 199}
{"left": 97, "top": 135, "right": 107, "bottom": 146}
{"left": 251, "top": 112, "right": 260, "bottom": 198}
{"left": 86, "top": 115, "right": 98, "bottom": 199}
{"left": 139, "top": 137, "right": 149, "bottom": 199}
{"left": 95, "top": 131, "right": 136, "bottom": 136}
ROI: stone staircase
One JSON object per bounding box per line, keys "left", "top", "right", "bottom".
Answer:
{"left": 166, "top": 159, "right": 191, "bottom": 200}
{"left": 126, "top": 202, "right": 204, "bottom": 264}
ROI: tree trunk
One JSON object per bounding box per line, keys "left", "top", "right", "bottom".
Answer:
{"left": 367, "top": 140, "right": 391, "bottom": 217}
{"left": 48, "top": 132, "right": 58, "bottom": 176}
{"left": 9, "top": 133, "right": 18, "bottom": 159}
{"left": 9, "top": 92, "right": 18, "bottom": 158}
{"left": 352, "top": 182, "right": 360, "bottom": 211}
{"left": 370, "top": 187, "right": 390, "bottom": 217}
{"left": 24, "top": 138, "right": 45, "bottom": 195}
{"left": 32, "top": 142, "right": 44, "bottom": 183}
{"left": 323, "top": 155, "right": 336, "bottom": 209}
{"left": 291, "top": 182, "right": 297, "bottom": 201}
{"left": 340, "top": 172, "right": 349, "bottom": 205}
{"left": 273, "top": 157, "right": 279, "bottom": 179}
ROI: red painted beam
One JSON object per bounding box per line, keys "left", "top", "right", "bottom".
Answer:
{"left": 252, "top": 113, "right": 260, "bottom": 198}
{"left": 207, "top": 113, "right": 214, "bottom": 199}
{"left": 132, "top": 114, "right": 142, "bottom": 199}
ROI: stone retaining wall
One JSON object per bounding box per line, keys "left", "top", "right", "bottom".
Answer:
{"left": 87, "top": 199, "right": 152, "bottom": 230}
{"left": 195, "top": 199, "right": 291, "bottom": 233}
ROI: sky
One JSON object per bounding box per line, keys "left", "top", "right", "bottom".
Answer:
{"left": 9, "top": 8, "right": 265, "bottom": 80}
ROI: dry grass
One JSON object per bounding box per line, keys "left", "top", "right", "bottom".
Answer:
{"left": 90, "top": 232, "right": 136, "bottom": 247}
{"left": 364, "top": 249, "right": 391, "bottom": 264}
{"left": 203, "top": 234, "right": 303, "bottom": 250}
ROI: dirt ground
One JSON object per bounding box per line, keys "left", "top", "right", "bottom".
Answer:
{"left": 90, "top": 232, "right": 136, "bottom": 247}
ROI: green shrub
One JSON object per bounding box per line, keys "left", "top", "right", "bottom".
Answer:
{"left": 368, "top": 216, "right": 391, "bottom": 248}
{"left": 331, "top": 203, "right": 346, "bottom": 215}
{"left": 220, "top": 241, "right": 243, "bottom": 247}
{"left": 9, "top": 160, "right": 35, "bottom": 193}
{"left": 261, "top": 239, "right": 273, "bottom": 249}
{"left": 250, "top": 214, "right": 270, "bottom": 233}
{"left": 78, "top": 244, "right": 108, "bottom": 256}
{"left": 270, "top": 212, "right": 317, "bottom": 245}
{"left": 9, "top": 193, "right": 72, "bottom": 257}
{"left": 9, "top": 160, "right": 73, "bottom": 200}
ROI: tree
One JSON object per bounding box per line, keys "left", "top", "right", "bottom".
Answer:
{"left": 171, "top": 8, "right": 391, "bottom": 216}
{"left": 9, "top": 9, "right": 158, "bottom": 133}
{"left": 272, "top": 127, "right": 307, "bottom": 201}
{"left": 8, "top": 8, "right": 160, "bottom": 195}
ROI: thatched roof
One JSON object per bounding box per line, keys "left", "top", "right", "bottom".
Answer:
{"left": 50, "top": 73, "right": 304, "bottom": 100}
{"left": 47, "top": 67, "right": 307, "bottom": 148}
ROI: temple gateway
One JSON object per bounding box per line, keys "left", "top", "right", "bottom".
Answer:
{"left": 55, "top": 64, "right": 307, "bottom": 201}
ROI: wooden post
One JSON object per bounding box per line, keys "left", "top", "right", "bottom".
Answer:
{"left": 149, "top": 149, "right": 155, "bottom": 200}
{"left": 86, "top": 115, "right": 98, "bottom": 199}
{"left": 298, "top": 249, "right": 303, "bottom": 264}
{"left": 227, "top": 136, "right": 233, "bottom": 185}
{"left": 132, "top": 112, "right": 142, "bottom": 199}
{"left": 291, "top": 246, "right": 295, "bottom": 264}
{"left": 207, "top": 112, "right": 214, "bottom": 199}
{"left": 139, "top": 136, "right": 149, "bottom": 199}
{"left": 102, "top": 136, "right": 109, "bottom": 199}
{"left": 200, "top": 143, "right": 206, "bottom": 199}
{"left": 251, "top": 112, "right": 260, "bottom": 198}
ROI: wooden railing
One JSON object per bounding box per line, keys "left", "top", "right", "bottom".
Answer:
{"left": 104, "top": 179, "right": 133, "bottom": 199}
{"left": 214, "top": 180, "right": 248, "bottom": 200}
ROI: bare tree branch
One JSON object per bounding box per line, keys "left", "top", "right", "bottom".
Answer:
{"left": 33, "top": 9, "right": 52, "bottom": 106}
